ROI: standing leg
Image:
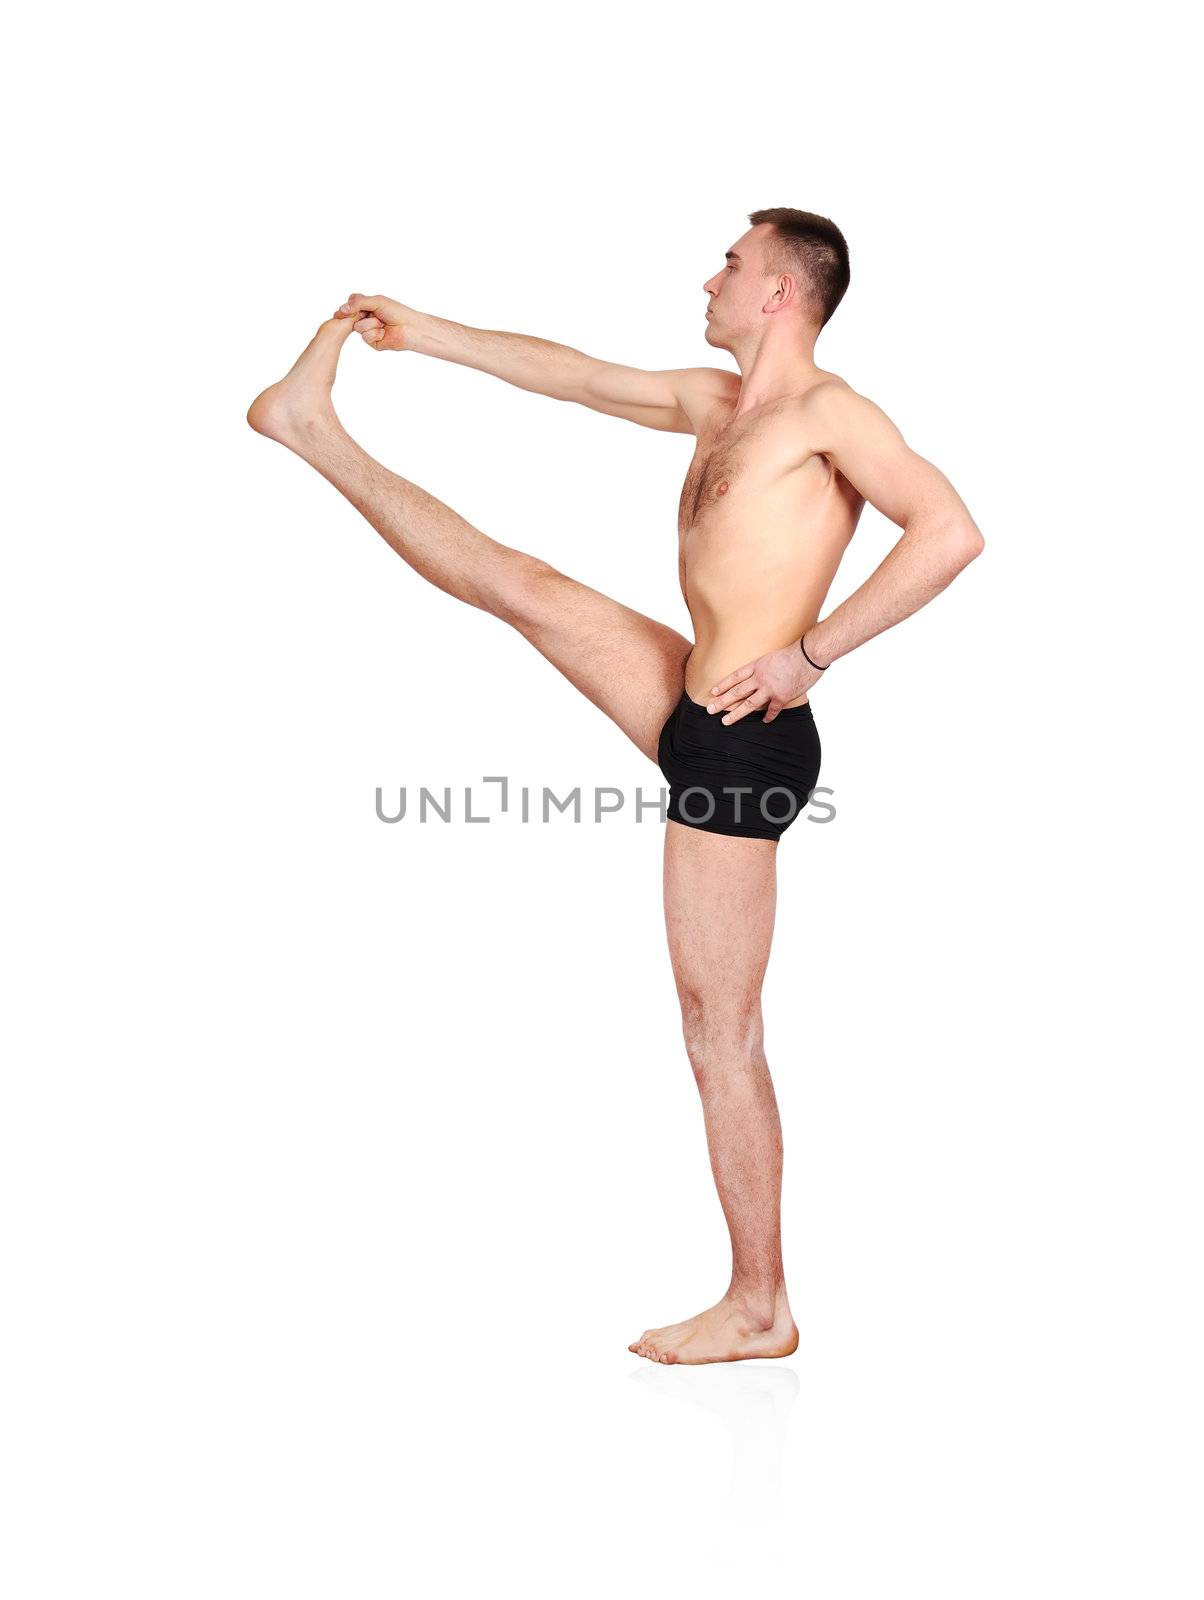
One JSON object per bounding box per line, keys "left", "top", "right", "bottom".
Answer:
{"left": 248, "top": 318, "right": 690, "bottom": 759}
{"left": 630, "top": 820, "right": 798, "bottom": 1364}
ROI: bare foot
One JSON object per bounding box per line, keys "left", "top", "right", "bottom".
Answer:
{"left": 246, "top": 316, "right": 356, "bottom": 450}
{"left": 628, "top": 1292, "right": 798, "bottom": 1365}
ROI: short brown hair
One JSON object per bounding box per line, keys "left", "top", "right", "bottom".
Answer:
{"left": 748, "top": 208, "right": 850, "bottom": 327}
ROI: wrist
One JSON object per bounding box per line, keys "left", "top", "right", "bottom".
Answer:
{"left": 800, "top": 630, "right": 832, "bottom": 672}
{"left": 404, "top": 310, "right": 449, "bottom": 358}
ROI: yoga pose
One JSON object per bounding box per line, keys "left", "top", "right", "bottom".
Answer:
{"left": 248, "top": 208, "right": 984, "bottom": 1364}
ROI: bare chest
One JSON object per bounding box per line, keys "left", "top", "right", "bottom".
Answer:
{"left": 676, "top": 407, "right": 802, "bottom": 536}
{"left": 677, "top": 432, "right": 746, "bottom": 533}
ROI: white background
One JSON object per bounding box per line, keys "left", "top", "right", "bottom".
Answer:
{"left": 3, "top": 3, "right": 1200, "bottom": 1595}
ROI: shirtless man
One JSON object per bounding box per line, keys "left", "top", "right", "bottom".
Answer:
{"left": 247, "top": 208, "right": 984, "bottom": 1365}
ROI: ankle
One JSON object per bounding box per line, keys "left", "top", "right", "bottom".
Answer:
{"left": 726, "top": 1281, "right": 788, "bottom": 1329}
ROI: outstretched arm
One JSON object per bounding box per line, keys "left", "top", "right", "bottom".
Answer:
{"left": 334, "top": 294, "right": 731, "bottom": 434}
{"left": 708, "top": 383, "right": 985, "bottom": 723}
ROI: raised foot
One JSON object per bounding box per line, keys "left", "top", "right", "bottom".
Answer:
{"left": 628, "top": 1293, "right": 798, "bottom": 1366}
{"left": 246, "top": 316, "right": 355, "bottom": 446}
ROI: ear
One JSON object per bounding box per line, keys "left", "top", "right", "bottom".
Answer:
{"left": 763, "top": 273, "right": 798, "bottom": 314}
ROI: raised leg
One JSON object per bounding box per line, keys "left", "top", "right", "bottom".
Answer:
{"left": 247, "top": 318, "right": 691, "bottom": 760}
{"left": 629, "top": 821, "right": 799, "bottom": 1364}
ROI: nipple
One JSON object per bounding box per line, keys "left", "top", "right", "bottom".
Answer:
{"left": 716, "top": 481, "right": 728, "bottom": 496}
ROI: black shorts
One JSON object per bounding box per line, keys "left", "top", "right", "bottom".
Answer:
{"left": 656, "top": 690, "right": 821, "bottom": 842}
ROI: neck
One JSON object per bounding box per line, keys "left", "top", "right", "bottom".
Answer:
{"left": 729, "top": 321, "right": 822, "bottom": 414}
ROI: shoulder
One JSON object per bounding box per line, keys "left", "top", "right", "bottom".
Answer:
{"left": 670, "top": 367, "right": 741, "bottom": 434}
{"left": 790, "top": 374, "right": 874, "bottom": 425}
{"left": 788, "top": 377, "right": 905, "bottom": 454}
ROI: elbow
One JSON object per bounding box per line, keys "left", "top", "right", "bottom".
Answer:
{"left": 947, "top": 517, "right": 985, "bottom": 573}
{"left": 569, "top": 356, "right": 604, "bottom": 410}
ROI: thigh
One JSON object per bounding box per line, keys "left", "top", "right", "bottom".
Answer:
{"left": 506, "top": 561, "right": 693, "bottom": 763}
{"left": 662, "top": 820, "right": 779, "bottom": 1020}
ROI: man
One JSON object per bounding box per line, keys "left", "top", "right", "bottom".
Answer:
{"left": 248, "top": 208, "right": 984, "bottom": 1365}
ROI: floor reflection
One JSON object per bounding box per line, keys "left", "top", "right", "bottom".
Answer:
{"left": 631, "top": 1363, "right": 800, "bottom": 1566}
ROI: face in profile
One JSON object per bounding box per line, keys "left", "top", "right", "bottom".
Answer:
{"left": 702, "top": 224, "right": 782, "bottom": 351}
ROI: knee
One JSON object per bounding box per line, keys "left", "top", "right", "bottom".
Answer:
{"left": 678, "top": 987, "right": 764, "bottom": 1079}
{"left": 493, "top": 554, "right": 564, "bottom": 629}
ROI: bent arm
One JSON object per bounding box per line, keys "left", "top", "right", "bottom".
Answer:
{"left": 803, "top": 385, "right": 985, "bottom": 667}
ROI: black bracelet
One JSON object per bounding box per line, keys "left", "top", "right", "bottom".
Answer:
{"left": 800, "top": 634, "right": 828, "bottom": 672}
